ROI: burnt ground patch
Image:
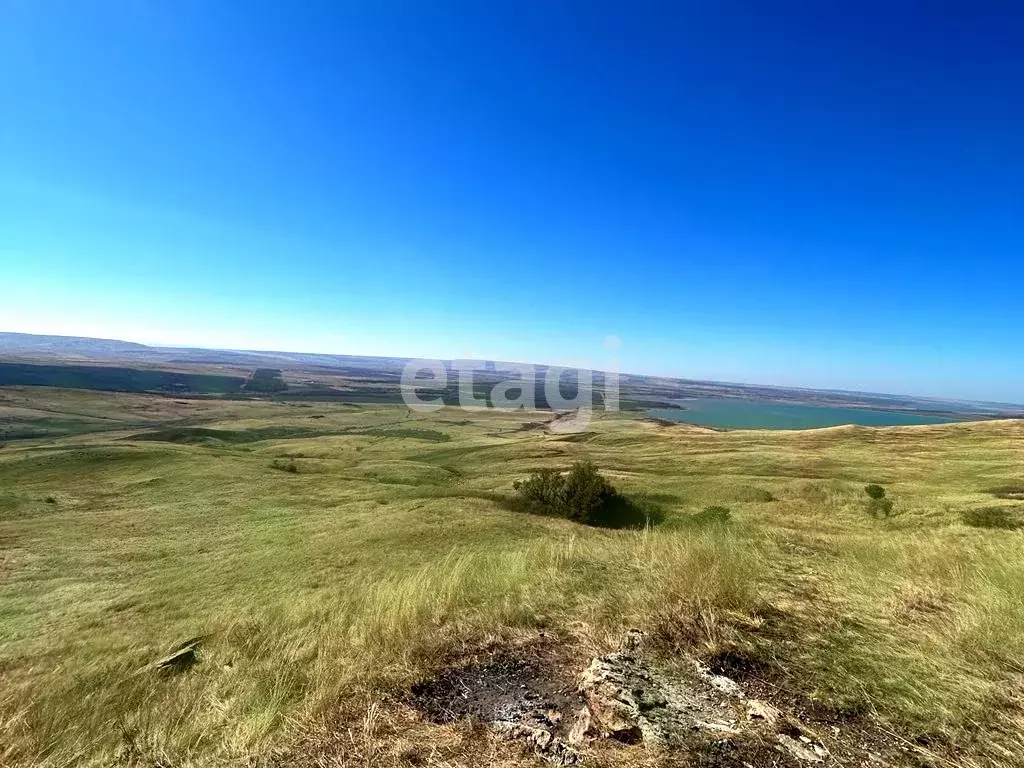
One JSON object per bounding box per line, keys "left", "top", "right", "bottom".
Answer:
{"left": 299, "top": 630, "right": 938, "bottom": 768}
{"left": 409, "top": 638, "right": 583, "bottom": 739}
{"left": 705, "top": 647, "right": 772, "bottom": 682}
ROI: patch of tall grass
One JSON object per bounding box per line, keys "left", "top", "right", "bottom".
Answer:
{"left": 794, "top": 531, "right": 1024, "bottom": 759}
{"left": 0, "top": 527, "right": 765, "bottom": 766}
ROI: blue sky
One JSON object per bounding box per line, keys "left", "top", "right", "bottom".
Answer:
{"left": 1, "top": 1, "right": 1022, "bottom": 401}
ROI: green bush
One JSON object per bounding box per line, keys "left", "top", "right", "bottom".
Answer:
{"left": 513, "top": 468, "right": 565, "bottom": 509}
{"left": 864, "top": 484, "right": 886, "bottom": 500}
{"left": 961, "top": 506, "right": 1022, "bottom": 530}
{"left": 512, "top": 462, "right": 655, "bottom": 529}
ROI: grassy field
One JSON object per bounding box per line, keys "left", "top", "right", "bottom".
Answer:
{"left": 1, "top": 386, "right": 1023, "bottom": 766}
{"left": 0, "top": 362, "right": 248, "bottom": 395}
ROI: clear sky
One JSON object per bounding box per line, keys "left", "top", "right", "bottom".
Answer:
{"left": 2, "top": 1, "right": 1022, "bottom": 401}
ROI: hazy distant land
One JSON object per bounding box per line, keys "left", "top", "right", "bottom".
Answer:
{"left": 1, "top": 332, "right": 1019, "bottom": 431}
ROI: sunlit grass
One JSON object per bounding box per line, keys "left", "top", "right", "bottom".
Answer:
{"left": 1, "top": 390, "right": 1023, "bottom": 765}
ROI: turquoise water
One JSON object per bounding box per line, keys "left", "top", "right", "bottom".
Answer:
{"left": 646, "top": 398, "right": 959, "bottom": 430}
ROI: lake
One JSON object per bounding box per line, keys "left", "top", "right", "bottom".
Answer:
{"left": 646, "top": 398, "right": 960, "bottom": 430}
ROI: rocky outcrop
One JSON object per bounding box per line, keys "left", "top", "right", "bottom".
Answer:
{"left": 411, "top": 631, "right": 908, "bottom": 766}
{"left": 493, "top": 721, "right": 581, "bottom": 766}
{"left": 571, "top": 630, "right": 831, "bottom": 763}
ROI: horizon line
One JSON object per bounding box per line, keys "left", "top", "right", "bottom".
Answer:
{"left": 3, "top": 329, "right": 1023, "bottom": 410}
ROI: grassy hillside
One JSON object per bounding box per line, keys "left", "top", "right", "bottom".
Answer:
{"left": 1, "top": 388, "right": 1023, "bottom": 766}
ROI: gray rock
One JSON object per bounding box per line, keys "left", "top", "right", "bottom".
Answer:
{"left": 494, "top": 721, "right": 581, "bottom": 765}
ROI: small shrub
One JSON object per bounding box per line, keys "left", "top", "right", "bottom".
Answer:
{"left": 864, "top": 484, "right": 886, "bottom": 500}
{"left": 561, "top": 462, "right": 620, "bottom": 525}
{"left": 513, "top": 468, "right": 566, "bottom": 509}
{"left": 44, "top": 495, "right": 57, "bottom": 504}
{"left": 961, "top": 506, "right": 1023, "bottom": 530}
{"left": 512, "top": 461, "right": 653, "bottom": 529}
{"left": 271, "top": 459, "right": 298, "bottom": 474}
{"left": 863, "top": 484, "right": 894, "bottom": 517}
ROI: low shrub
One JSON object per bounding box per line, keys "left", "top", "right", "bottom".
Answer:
{"left": 511, "top": 461, "right": 657, "bottom": 529}
{"left": 863, "top": 485, "right": 894, "bottom": 517}
{"left": 864, "top": 484, "right": 886, "bottom": 500}
{"left": 961, "top": 506, "right": 1023, "bottom": 530}
{"left": 271, "top": 459, "right": 298, "bottom": 474}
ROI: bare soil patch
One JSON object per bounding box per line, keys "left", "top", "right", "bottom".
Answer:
{"left": 409, "top": 637, "right": 583, "bottom": 741}
{"left": 405, "top": 632, "right": 921, "bottom": 767}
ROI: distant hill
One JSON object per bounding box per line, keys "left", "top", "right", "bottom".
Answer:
{"left": 0, "top": 332, "right": 151, "bottom": 357}
{"left": 0, "top": 332, "right": 411, "bottom": 369}
{"left": 2, "top": 331, "right": 1021, "bottom": 415}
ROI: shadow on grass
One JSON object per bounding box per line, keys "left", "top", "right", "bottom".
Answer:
{"left": 494, "top": 492, "right": 665, "bottom": 529}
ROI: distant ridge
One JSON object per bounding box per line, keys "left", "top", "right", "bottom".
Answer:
{"left": 0, "top": 332, "right": 152, "bottom": 356}
{"left": 2, "top": 331, "right": 1022, "bottom": 412}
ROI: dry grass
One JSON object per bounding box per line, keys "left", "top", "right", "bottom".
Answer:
{"left": 1, "top": 389, "right": 1024, "bottom": 765}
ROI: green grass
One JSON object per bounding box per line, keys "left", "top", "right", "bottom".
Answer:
{"left": 0, "top": 361, "right": 246, "bottom": 394}
{"left": 1, "top": 388, "right": 1024, "bottom": 766}
{"left": 130, "top": 426, "right": 450, "bottom": 445}
{"left": 961, "top": 505, "right": 1023, "bottom": 529}
{"left": 129, "top": 425, "right": 340, "bottom": 444}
